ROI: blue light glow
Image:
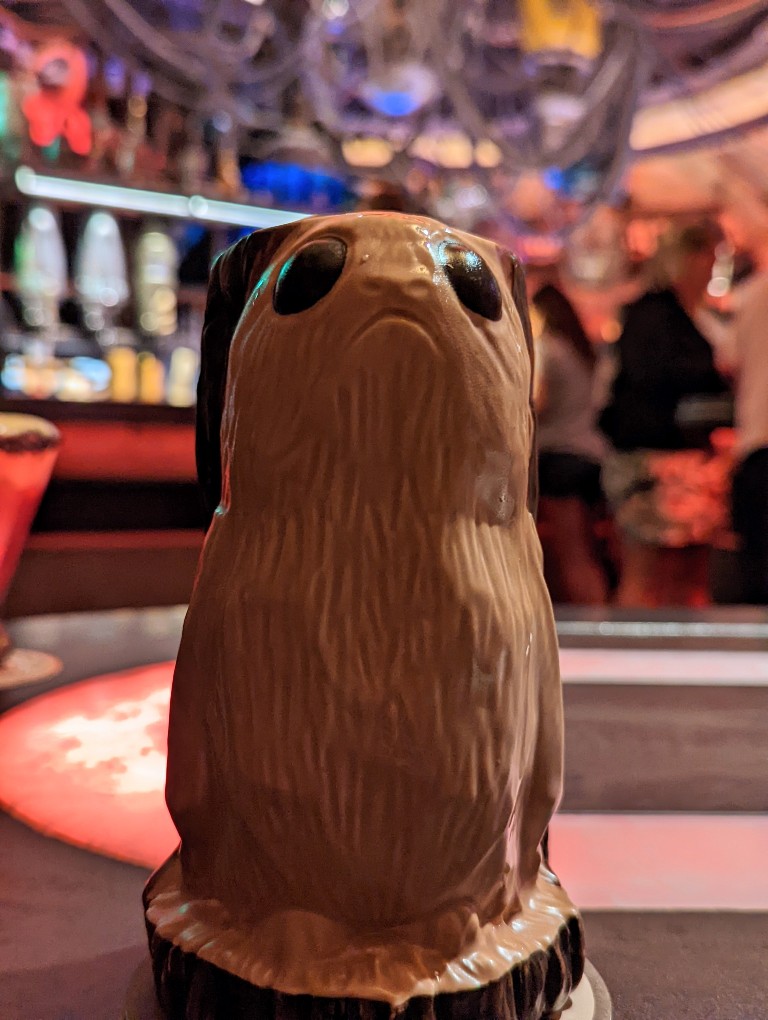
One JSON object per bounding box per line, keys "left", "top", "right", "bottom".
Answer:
{"left": 543, "top": 160, "right": 600, "bottom": 199}
{"left": 543, "top": 167, "right": 566, "bottom": 192}
{"left": 240, "top": 161, "right": 352, "bottom": 210}
{"left": 70, "top": 357, "right": 112, "bottom": 390}
{"left": 365, "top": 89, "right": 422, "bottom": 117}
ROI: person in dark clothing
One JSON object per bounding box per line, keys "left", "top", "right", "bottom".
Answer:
{"left": 599, "top": 221, "right": 731, "bottom": 607}
{"left": 731, "top": 450, "right": 768, "bottom": 604}
{"left": 729, "top": 270, "right": 768, "bottom": 604}
{"left": 599, "top": 287, "right": 728, "bottom": 453}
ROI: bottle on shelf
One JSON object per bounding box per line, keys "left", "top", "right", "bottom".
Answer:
{"left": 134, "top": 225, "right": 179, "bottom": 343}
{"left": 14, "top": 204, "right": 67, "bottom": 346}
{"left": 74, "top": 210, "right": 130, "bottom": 346}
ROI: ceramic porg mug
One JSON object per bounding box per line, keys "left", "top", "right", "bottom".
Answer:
{"left": 149, "top": 213, "right": 578, "bottom": 1011}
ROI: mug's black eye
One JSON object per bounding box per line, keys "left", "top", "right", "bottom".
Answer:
{"left": 438, "top": 242, "right": 502, "bottom": 321}
{"left": 273, "top": 238, "right": 347, "bottom": 315}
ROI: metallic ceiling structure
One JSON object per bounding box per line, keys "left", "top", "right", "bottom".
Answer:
{"left": 6, "top": 0, "right": 768, "bottom": 241}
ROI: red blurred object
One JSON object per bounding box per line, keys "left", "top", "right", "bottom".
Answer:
{"left": 0, "top": 414, "right": 60, "bottom": 671}
{"left": 22, "top": 40, "right": 92, "bottom": 155}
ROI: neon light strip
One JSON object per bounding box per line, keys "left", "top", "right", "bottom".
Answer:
{"left": 559, "top": 648, "right": 768, "bottom": 686}
{"left": 557, "top": 619, "right": 768, "bottom": 641}
{"left": 14, "top": 167, "right": 308, "bottom": 229}
{"left": 552, "top": 813, "right": 768, "bottom": 911}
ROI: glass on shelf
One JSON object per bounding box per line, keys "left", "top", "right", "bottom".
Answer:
{"left": 74, "top": 210, "right": 130, "bottom": 351}
{"left": 0, "top": 413, "right": 62, "bottom": 688}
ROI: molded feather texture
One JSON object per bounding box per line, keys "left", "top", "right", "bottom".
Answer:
{"left": 167, "top": 212, "right": 568, "bottom": 1003}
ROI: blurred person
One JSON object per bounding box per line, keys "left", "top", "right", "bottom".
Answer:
{"left": 598, "top": 221, "right": 731, "bottom": 607}
{"left": 355, "top": 181, "right": 408, "bottom": 212}
{"left": 532, "top": 284, "right": 609, "bottom": 604}
{"left": 725, "top": 200, "right": 768, "bottom": 604}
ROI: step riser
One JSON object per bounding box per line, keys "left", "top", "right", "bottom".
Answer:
{"left": 563, "top": 684, "right": 768, "bottom": 812}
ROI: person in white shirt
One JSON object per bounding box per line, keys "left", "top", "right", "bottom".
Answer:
{"left": 532, "top": 284, "right": 609, "bottom": 604}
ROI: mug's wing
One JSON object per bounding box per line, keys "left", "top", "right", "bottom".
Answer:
{"left": 196, "top": 223, "right": 299, "bottom": 525}
{"left": 497, "top": 247, "right": 538, "bottom": 515}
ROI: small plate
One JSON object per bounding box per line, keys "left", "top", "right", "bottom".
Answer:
{"left": 0, "top": 647, "right": 62, "bottom": 690}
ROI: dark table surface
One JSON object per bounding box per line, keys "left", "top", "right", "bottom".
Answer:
{"left": 0, "top": 393, "right": 195, "bottom": 426}
{"left": 2, "top": 606, "right": 767, "bottom": 1019}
